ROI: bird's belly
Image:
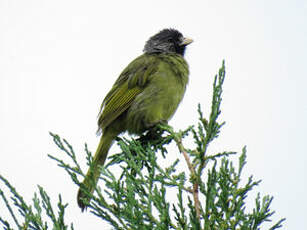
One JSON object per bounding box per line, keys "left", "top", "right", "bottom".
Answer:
{"left": 125, "top": 80, "right": 185, "bottom": 134}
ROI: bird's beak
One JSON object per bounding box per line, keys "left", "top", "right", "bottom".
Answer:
{"left": 180, "top": 37, "right": 193, "bottom": 46}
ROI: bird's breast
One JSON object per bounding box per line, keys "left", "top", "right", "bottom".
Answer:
{"left": 125, "top": 54, "right": 189, "bottom": 134}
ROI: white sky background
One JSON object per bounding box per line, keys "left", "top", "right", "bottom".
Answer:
{"left": 0, "top": 0, "right": 306, "bottom": 229}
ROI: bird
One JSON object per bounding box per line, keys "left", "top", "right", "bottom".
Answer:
{"left": 77, "top": 28, "right": 193, "bottom": 210}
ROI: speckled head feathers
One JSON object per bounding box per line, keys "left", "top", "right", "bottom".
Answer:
{"left": 143, "top": 29, "right": 192, "bottom": 56}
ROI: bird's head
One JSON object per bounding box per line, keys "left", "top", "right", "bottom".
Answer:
{"left": 143, "top": 28, "right": 193, "bottom": 56}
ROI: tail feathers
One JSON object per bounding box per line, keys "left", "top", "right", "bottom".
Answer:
{"left": 77, "top": 133, "right": 114, "bottom": 211}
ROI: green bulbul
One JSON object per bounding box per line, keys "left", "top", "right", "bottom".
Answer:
{"left": 77, "top": 28, "right": 193, "bottom": 210}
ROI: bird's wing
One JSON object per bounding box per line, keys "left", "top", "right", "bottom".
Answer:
{"left": 97, "top": 54, "right": 158, "bottom": 132}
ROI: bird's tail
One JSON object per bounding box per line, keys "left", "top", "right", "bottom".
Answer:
{"left": 77, "top": 132, "right": 115, "bottom": 211}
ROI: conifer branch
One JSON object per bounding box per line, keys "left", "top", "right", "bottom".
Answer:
{"left": 0, "top": 61, "right": 285, "bottom": 230}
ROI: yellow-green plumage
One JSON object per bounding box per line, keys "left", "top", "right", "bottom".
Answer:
{"left": 77, "top": 29, "right": 192, "bottom": 210}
